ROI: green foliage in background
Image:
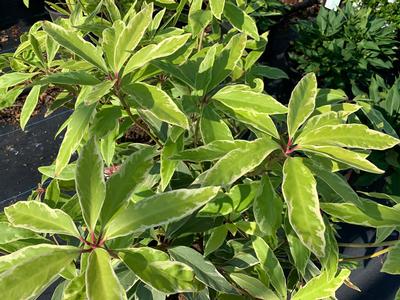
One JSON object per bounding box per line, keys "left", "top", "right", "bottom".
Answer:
{"left": 290, "top": 2, "right": 398, "bottom": 94}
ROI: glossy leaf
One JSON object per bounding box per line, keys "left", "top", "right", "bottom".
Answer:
{"left": 43, "top": 21, "right": 107, "bottom": 72}
{"left": 0, "top": 72, "right": 37, "bottom": 89}
{"left": 292, "top": 269, "right": 351, "bottom": 300}
{"left": 297, "top": 124, "right": 400, "bottom": 150}
{"left": 160, "top": 134, "right": 183, "bottom": 191}
{"left": 55, "top": 103, "right": 96, "bottom": 176}
{"left": 5, "top": 201, "right": 80, "bottom": 237}
{"left": 382, "top": 242, "right": 400, "bottom": 274}
{"left": 0, "top": 222, "right": 37, "bottom": 244}
{"left": 101, "top": 146, "right": 155, "bottom": 225}
{"left": 212, "top": 85, "right": 287, "bottom": 115}
{"left": 287, "top": 73, "right": 317, "bottom": 139}
{"left": 20, "top": 85, "right": 41, "bottom": 130}
{"left": 124, "top": 82, "right": 188, "bottom": 129}
{"left": 252, "top": 237, "right": 286, "bottom": 299}
{"left": 230, "top": 273, "right": 279, "bottom": 300}
{"left": 86, "top": 248, "right": 126, "bottom": 300}
{"left": 40, "top": 71, "right": 101, "bottom": 85}
{"left": 200, "top": 105, "right": 233, "bottom": 144}
{"left": 119, "top": 247, "right": 203, "bottom": 293}
{"left": 76, "top": 138, "right": 106, "bottom": 230}
{"left": 223, "top": 2, "right": 259, "bottom": 40}
{"left": 282, "top": 157, "right": 326, "bottom": 257}
{"left": 202, "top": 137, "right": 280, "bottom": 187}
{"left": 204, "top": 225, "right": 228, "bottom": 257}
{"left": 210, "top": 0, "right": 225, "bottom": 19}
{"left": 104, "top": 187, "right": 219, "bottom": 239}
{"left": 0, "top": 245, "right": 79, "bottom": 300}
{"left": 169, "top": 246, "right": 237, "bottom": 294}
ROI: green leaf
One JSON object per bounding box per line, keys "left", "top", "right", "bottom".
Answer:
{"left": 210, "top": 34, "right": 247, "bottom": 90}
{"left": 210, "top": 0, "right": 225, "bottom": 19}
{"left": 321, "top": 199, "right": 400, "bottom": 228}
{"left": 297, "top": 124, "right": 400, "bottom": 150}
{"left": 291, "top": 269, "right": 351, "bottom": 300}
{"left": 302, "top": 145, "right": 384, "bottom": 174}
{"left": 41, "top": 71, "right": 101, "bottom": 85}
{"left": 38, "top": 164, "right": 76, "bottom": 181}
{"left": 55, "top": 103, "right": 96, "bottom": 176}
{"left": 284, "top": 221, "right": 310, "bottom": 276}
{"left": 77, "top": 80, "right": 115, "bottom": 105}
{"left": 62, "top": 273, "right": 86, "bottom": 300}
{"left": 202, "top": 137, "right": 280, "bottom": 187}
{"left": 282, "top": 157, "right": 326, "bottom": 257}
{"left": 253, "top": 176, "right": 283, "bottom": 236}
{"left": 230, "top": 273, "right": 279, "bottom": 300}
{"left": 382, "top": 242, "right": 400, "bottom": 274}
{"left": 297, "top": 112, "right": 344, "bottom": 140}
{"left": 200, "top": 106, "right": 233, "bottom": 144}
{"left": 315, "top": 88, "right": 347, "bottom": 107}
{"left": 251, "top": 65, "right": 288, "bottom": 80}
{"left": 287, "top": 73, "right": 317, "bottom": 139}
{"left": 119, "top": 247, "right": 203, "bottom": 293}
{"left": 5, "top": 201, "right": 80, "bottom": 237}
{"left": 223, "top": 2, "right": 259, "bottom": 40}
{"left": 91, "top": 106, "right": 122, "bottom": 138}
{"left": 196, "top": 45, "right": 217, "bottom": 95}
{"left": 172, "top": 140, "right": 250, "bottom": 162}
{"left": 212, "top": 85, "right": 287, "bottom": 115}
{"left": 0, "top": 245, "right": 79, "bottom": 300}
{"left": 43, "top": 21, "right": 108, "bottom": 72}
{"left": 188, "top": 0, "right": 212, "bottom": 37}
{"left": 252, "top": 237, "right": 286, "bottom": 299}
{"left": 86, "top": 248, "right": 127, "bottom": 300}
{"left": 169, "top": 246, "right": 237, "bottom": 294}
{"left": 124, "top": 34, "right": 191, "bottom": 74}
{"left": 101, "top": 146, "right": 155, "bottom": 225}
{"left": 20, "top": 85, "right": 41, "bottom": 130}
{"left": 160, "top": 134, "right": 183, "bottom": 191}
{"left": 104, "top": 187, "right": 219, "bottom": 239}
{"left": 76, "top": 138, "right": 106, "bottom": 231}
{"left": 0, "top": 222, "right": 37, "bottom": 244}
{"left": 30, "top": 33, "right": 45, "bottom": 66}
{"left": 204, "top": 225, "right": 228, "bottom": 256}
{"left": 114, "top": 3, "right": 153, "bottom": 71}
{"left": 124, "top": 82, "right": 188, "bottom": 129}
{"left": 0, "top": 72, "right": 37, "bottom": 89}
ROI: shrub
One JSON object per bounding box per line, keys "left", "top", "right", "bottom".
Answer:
{"left": 290, "top": 2, "right": 398, "bottom": 94}
{"left": 1, "top": 1, "right": 400, "bottom": 299}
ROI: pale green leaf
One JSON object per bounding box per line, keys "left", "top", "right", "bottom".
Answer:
{"left": 212, "top": 85, "right": 287, "bottom": 115}
{"left": 200, "top": 105, "right": 233, "bottom": 144}
{"left": 55, "top": 103, "right": 96, "bottom": 176}
{"left": 172, "top": 140, "right": 250, "bottom": 162}
{"left": 0, "top": 245, "right": 79, "bottom": 300}
{"left": 292, "top": 269, "right": 351, "bottom": 300}
{"left": 62, "top": 273, "right": 86, "bottom": 300}
{"left": 101, "top": 146, "right": 156, "bottom": 225}
{"left": 297, "top": 124, "right": 400, "bottom": 150}
{"left": 284, "top": 221, "right": 310, "bottom": 276}
{"left": 253, "top": 176, "right": 283, "bottom": 236}
{"left": 76, "top": 138, "right": 106, "bottom": 231}
{"left": 161, "top": 134, "right": 183, "bottom": 191}
{"left": 0, "top": 72, "right": 37, "bottom": 89}
{"left": 124, "top": 82, "right": 188, "bottom": 129}
{"left": 223, "top": 2, "right": 259, "bottom": 40}
{"left": 196, "top": 45, "right": 217, "bottom": 95}
{"left": 114, "top": 3, "right": 153, "bottom": 71}
{"left": 204, "top": 225, "right": 228, "bottom": 256}
{"left": 169, "top": 246, "right": 237, "bottom": 294}
{"left": 40, "top": 71, "right": 101, "bottom": 85}
{"left": 5, "top": 201, "right": 80, "bottom": 237}
{"left": 202, "top": 137, "right": 280, "bottom": 187}
{"left": 0, "top": 222, "right": 37, "bottom": 244}
{"left": 252, "top": 236, "right": 286, "bottom": 299}
{"left": 104, "top": 187, "right": 219, "bottom": 239}
{"left": 124, "top": 34, "right": 191, "bottom": 74}
{"left": 210, "top": 0, "right": 225, "bottom": 19}
{"left": 43, "top": 21, "right": 107, "bottom": 72}
{"left": 382, "top": 242, "right": 400, "bottom": 274}
{"left": 297, "top": 112, "right": 344, "bottom": 140}
{"left": 230, "top": 273, "right": 279, "bottom": 300}
{"left": 315, "top": 88, "right": 347, "bottom": 107}
{"left": 302, "top": 145, "right": 384, "bottom": 174}
{"left": 282, "top": 157, "right": 326, "bottom": 257}
{"left": 38, "top": 164, "right": 76, "bottom": 181}
{"left": 287, "top": 73, "right": 317, "bottom": 139}
{"left": 86, "top": 248, "right": 127, "bottom": 300}
{"left": 119, "top": 247, "right": 203, "bottom": 293}
{"left": 188, "top": 0, "right": 212, "bottom": 36}
{"left": 20, "top": 85, "right": 41, "bottom": 130}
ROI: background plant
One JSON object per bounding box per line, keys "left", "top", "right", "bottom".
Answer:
{"left": 290, "top": 2, "right": 398, "bottom": 94}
